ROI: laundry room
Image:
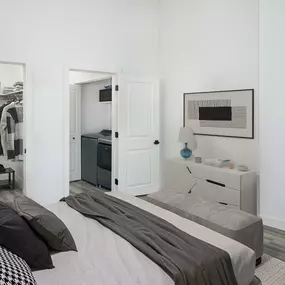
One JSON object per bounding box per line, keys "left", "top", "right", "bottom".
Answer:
{"left": 69, "top": 70, "right": 113, "bottom": 194}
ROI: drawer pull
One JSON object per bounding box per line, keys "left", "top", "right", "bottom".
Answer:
{"left": 206, "top": 179, "right": 225, "bottom": 187}
{"left": 186, "top": 166, "right": 192, "bottom": 174}
{"left": 219, "top": 202, "right": 228, "bottom": 206}
{"left": 188, "top": 181, "right": 197, "bottom": 194}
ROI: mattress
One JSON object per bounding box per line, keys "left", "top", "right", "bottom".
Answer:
{"left": 33, "top": 192, "right": 256, "bottom": 285}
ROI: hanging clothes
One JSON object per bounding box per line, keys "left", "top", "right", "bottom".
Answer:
{"left": 0, "top": 101, "right": 23, "bottom": 160}
{"left": 6, "top": 103, "right": 23, "bottom": 160}
{"left": 0, "top": 102, "right": 16, "bottom": 157}
{"left": 0, "top": 102, "right": 10, "bottom": 156}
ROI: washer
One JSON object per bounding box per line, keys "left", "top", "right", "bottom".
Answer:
{"left": 81, "top": 130, "right": 112, "bottom": 190}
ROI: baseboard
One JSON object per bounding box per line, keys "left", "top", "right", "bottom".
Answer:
{"left": 261, "top": 215, "right": 285, "bottom": 231}
{"left": 118, "top": 188, "right": 159, "bottom": 197}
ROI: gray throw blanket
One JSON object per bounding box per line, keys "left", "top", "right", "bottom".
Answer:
{"left": 62, "top": 192, "right": 238, "bottom": 285}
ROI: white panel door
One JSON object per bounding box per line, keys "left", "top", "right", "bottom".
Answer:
{"left": 70, "top": 85, "right": 81, "bottom": 181}
{"left": 117, "top": 76, "right": 160, "bottom": 195}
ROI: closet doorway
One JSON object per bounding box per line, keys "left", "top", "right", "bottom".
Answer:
{"left": 0, "top": 62, "right": 25, "bottom": 192}
{"left": 69, "top": 70, "right": 115, "bottom": 194}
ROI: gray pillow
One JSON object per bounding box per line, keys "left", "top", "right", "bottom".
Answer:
{"left": 0, "top": 202, "right": 54, "bottom": 271}
{"left": 14, "top": 195, "right": 77, "bottom": 252}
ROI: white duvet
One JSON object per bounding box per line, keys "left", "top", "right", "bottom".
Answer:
{"left": 34, "top": 192, "right": 256, "bottom": 285}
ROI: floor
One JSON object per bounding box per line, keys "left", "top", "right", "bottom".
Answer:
{"left": 264, "top": 225, "right": 285, "bottom": 262}
{"left": 70, "top": 180, "right": 109, "bottom": 195}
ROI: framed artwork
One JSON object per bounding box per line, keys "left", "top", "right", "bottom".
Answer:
{"left": 183, "top": 89, "right": 254, "bottom": 139}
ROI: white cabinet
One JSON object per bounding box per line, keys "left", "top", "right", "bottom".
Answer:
{"left": 164, "top": 158, "right": 257, "bottom": 215}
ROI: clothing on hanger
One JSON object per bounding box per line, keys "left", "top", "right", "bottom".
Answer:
{"left": 0, "top": 102, "right": 10, "bottom": 156}
{"left": 0, "top": 99, "right": 23, "bottom": 160}
{"left": 6, "top": 103, "right": 23, "bottom": 160}
{"left": 0, "top": 102, "right": 16, "bottom": 158}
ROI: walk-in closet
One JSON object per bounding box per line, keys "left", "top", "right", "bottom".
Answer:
{"left": 0, "top": 63, "right": 24, "bottom": 190}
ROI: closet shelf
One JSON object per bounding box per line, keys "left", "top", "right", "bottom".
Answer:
{"left": 0, "top": 90, "right": 23, "bottom": 97}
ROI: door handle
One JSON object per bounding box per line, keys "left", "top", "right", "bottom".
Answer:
{"left": 73, "top": 137, "right": 75, "bottom": 140}
{"left": 154, "top": 140, "right": 160, "bottom": 145}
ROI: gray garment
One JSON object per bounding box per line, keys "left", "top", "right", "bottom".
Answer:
{"left": 63, "top": 192, "right": 238, "bottom": 285}
{"left": 145, "top": 191, "right": 263, "bottom": 259}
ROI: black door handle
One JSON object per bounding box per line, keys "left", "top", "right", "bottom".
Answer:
{"left": 154, "top": 140, "right": 160, "bottom": 145}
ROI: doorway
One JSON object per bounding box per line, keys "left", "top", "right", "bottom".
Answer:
{"left": 69, "top": 70, "right": 115, "bottom": 194}
{"left": 66, "top": 71, "right": 161, "bottom": 197}
{"left": 0, "top": 62, "right": 25, "bottom": 192}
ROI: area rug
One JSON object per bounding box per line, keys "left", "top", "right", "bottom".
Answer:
{"left": 256, "top": 254, "right": 285, "bottom": 284}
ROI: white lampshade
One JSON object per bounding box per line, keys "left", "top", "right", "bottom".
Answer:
{"left": 178, "top": 127, "right": 197, "bottom": 151}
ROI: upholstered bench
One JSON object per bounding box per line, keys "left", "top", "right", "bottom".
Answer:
{"left": 145, "top": 191, "right": 263, "bottom": 265}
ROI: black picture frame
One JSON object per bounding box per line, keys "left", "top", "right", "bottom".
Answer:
{"left": 183, "top": 89, "right": 254, "bottom": 139}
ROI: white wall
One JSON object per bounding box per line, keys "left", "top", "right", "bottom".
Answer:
{"left": 0, "top": 0, "right": 159, "bottom": 204}
{"left": 0, "top": 63, "right": 24, "bottom": 186}
{"left": 81, "top": 79, "right": 112, "bottom": 134}
{"left": 69, "top": 71, "right": 111, "bottom": 85}
{"left": 0, "top": 63, "right": 23, "bottom": 93}
{"left": 159, "top": 0, "right": 259, "bottom": 171}
{"left": 259, "top": 1, "right": 285, "bottom": 229}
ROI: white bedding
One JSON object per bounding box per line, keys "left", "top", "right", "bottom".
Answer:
{"left": 34, "top": 192, "right": 256, "bottom": 285}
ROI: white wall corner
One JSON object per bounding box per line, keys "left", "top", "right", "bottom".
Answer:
{"left": 261, "top": 215, "right": 285, "bottom": 232}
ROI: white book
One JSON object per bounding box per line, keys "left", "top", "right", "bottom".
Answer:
{"left": 203, "top": 158, "right": 230, "bottom": 168}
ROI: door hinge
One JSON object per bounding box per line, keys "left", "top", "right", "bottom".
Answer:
{"left": 115, "top": 179, "right": 119, "bottom": 185}
{"left": 115, "top": 132, "right": 119, "bottom": 138}
{"left": 115, "top": 85, "right": 119, "bottom": 91}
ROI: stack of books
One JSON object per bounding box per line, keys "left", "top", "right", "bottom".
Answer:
{"left": 203, "top": 159, "right": 231, "bottom": 168}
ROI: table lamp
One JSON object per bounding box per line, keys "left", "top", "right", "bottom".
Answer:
{"left": 178, "top": 127, "right": 197, "bottom": 159}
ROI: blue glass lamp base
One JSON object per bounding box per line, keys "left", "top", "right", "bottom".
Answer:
{"left": 180, "top": 143, "right": 192, "bottom": 160}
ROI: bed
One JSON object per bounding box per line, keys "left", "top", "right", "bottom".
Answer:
{"left": 33, "top": 192, "right": 258, "bottom": 285}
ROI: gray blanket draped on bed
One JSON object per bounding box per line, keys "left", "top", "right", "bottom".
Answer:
{"left": 62, "top": 192, "right": 238, "bottom": 285}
